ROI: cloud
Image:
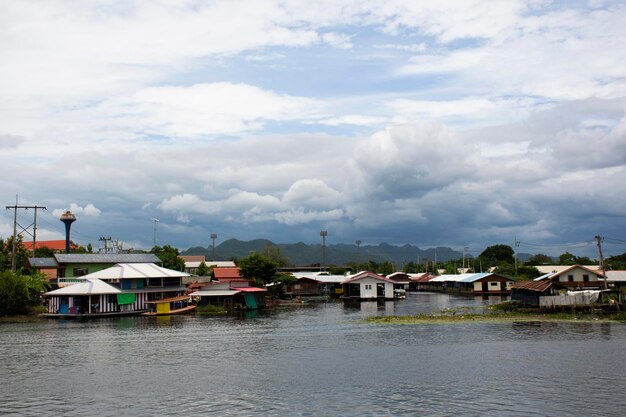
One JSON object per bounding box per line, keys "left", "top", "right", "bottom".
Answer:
{"left": 52, "top": 203, "right": 102, "bottom": 218}
{"left": 96, "top": 82, "right": 324, "bottom": 138}
{"left": 0, "top": 134, "right": 26, "bottom": 149}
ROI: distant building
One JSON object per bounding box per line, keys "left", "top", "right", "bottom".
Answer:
{"left": 28, "top": 253, "right": 161, "bottom": 282}
{"left": 180, "top": 255, "right": 236, "bottom": 274}
{"left": 341, "top": 271, "right": 395, "bottom": 300}
{"left": 24, "top": 240, "right": 78, "bottom": 253}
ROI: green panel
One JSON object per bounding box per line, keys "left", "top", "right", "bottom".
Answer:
{"left": 117, "top": 293, "right": 136, "bottom": 305}
{"left": 136, "top": 279, "right": 144, "bottom": 289}
{"left": 244, "top": 294, "right": 257, "bottom": 309}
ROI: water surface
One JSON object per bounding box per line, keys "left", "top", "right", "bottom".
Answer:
{"left": 1, "top": 293, "right": 625, "bottom": 416}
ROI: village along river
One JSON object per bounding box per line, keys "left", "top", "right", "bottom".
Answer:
{"left": 2, "top": 292, "right": 626, "bottom": 416}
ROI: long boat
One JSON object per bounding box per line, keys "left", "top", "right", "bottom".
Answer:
{"left": 142, "top": 295, "right": 196, "bottom": 316}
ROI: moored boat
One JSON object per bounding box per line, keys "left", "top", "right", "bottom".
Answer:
{"left": 142, "top": 295, "right": 196, "bottom": 316}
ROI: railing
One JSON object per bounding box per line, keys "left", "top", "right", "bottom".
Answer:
{"left": 57, "top": 278, "right": 85, "bottom": 287}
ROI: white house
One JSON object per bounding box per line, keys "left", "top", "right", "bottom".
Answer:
{"left": 341, "top": 271, "right": 395, "bottom": 300}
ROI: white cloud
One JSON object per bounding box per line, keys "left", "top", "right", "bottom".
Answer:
{"left": 52, "top": 203, "right": 101, "bottom": 218}
{"left": 322, "top": 32, "right": 353, "bottom": 49}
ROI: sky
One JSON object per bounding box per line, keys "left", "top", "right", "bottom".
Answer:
{"left": 1, "top": 0, "right": 626, "bottom": 258}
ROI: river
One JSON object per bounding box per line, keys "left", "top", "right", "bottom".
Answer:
{"left": 1, "top": 292, "right": 625, "bottom": 416}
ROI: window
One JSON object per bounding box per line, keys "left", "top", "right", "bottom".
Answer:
{"left": 490, "top": 282, "right": 499, "bottom": 287}
{"left": 583, "top": 274, "right": 589, "bottom": 282}
{"left": 568, "top": 275, "right": 574, "bottom": 282}
{"left": 365, "top": 284, "right": 372, "bottom": 290}
{"left": 73, "top": 267, "right": 88, "bottom": 277}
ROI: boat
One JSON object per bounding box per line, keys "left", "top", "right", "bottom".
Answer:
{"left": 142, "top": 295, "right": 197, "bottom": 316}
{"left": 394, "top": 288, "right": 407, "bottom": 299}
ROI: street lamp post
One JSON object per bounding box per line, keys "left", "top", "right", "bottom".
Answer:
{"left": 320, "top": 231, "right": 328, "bottom": 271}
{"left": 151, "top": 218, "right": 159, "bottom": 247}
{"left": 355, "top": 239, "right": 361, "bottom": 264}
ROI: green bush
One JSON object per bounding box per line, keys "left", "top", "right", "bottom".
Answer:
{"left": 0, "top": 270, "right": 49, "bottom": 315}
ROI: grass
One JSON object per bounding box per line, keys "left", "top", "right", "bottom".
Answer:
{"left": 366, "top": 308, "right": 625, "bottom": 325}
{"left": 194, "top": 304, "right": 227, "bottom": 315}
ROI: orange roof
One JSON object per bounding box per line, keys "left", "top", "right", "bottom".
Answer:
{"left": 213, "top": 267, "right": 242, "bottom": 280}
{"left": 181, "top": 255, "right": 205, "bottom": 262}
{"left": 23, "top": 240, "right": 76, "bottom": 251}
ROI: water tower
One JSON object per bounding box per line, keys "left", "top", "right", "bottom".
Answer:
{"left": 59, "top": 210, "right": 76, "bottom": 253}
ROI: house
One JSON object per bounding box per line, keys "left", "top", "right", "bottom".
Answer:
{"left": 180, "top": 255, "right": 236, "bottom": 274}
{"left": 341, "top": 271, "right": 395, "bottom": 300}
{"left": 604, "top": 271, "right": 626, "bottom": 288}
{"left": 386, "top": 272, "right": 412, "bottom": 290}
{"left": 286, "top": 272, "right": 345, "bottom": 297}
{"left": 190, "top": 279, "right": 267, "bottom": 310}
{"left": 44, "top": 262, "right": 190, "bottom": 317}
{"left": 428, "top": 273, "right": 514, "bottom": 295}
{"left": 534, "top": 265, "right": 601, "bottom": 275}
{"left": 213, "top": 267, "right": 243, "bottom": 281}
{"left": 510, "top": 280, "right": 566, "bottom": 307}
{"left": 534, "top": 265, "right": 605, "bottom": 290}
{"left": 407, "top": 273, "right": 437, "bottom": 291}
{"left": 28, "top": 253, "right": 161, "bottom": 283}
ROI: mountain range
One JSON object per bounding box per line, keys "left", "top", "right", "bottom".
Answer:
{"left": 182, "top": 238, "right": 524, "bottom": 267}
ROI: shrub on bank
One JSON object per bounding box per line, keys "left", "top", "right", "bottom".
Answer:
{"left": 0, "top": 270, "right": 49, "bottom": 315}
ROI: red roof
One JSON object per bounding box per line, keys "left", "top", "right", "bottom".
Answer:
{"left": 232, "top": 287, "right": 267, "bottom": 293}
{"left": 23, "top": 240, "right": 76, "bottom": 251}
{"left": 342, "top": 271, "right": 395, "bottom": 284}
{"left": 213, "top": 267, "right": 242, "bottom": 280}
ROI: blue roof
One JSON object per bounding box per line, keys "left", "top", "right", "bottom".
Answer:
{"left": 458, "top": 272, "right": 493, "bottom": 283}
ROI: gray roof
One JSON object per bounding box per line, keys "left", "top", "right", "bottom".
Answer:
{"left": 28, "top": 258, "right": 60, "bottom": 268}
{"left": 54, "top": 253, "right": 161, "bottom": 264}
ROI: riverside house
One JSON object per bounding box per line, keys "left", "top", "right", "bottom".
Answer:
{"left": 428, "top": 273, "right": 514, "bottom": 295}
{"left": 533, "top": 265, "right": 605, "bottom": 290}
{"left": 341, "top": 271, "right": 395, "bottom": 300}
{"left": 44, "top": 262, "right": 190, "bottom": 317}
{"left": 29, "top": 253, "right": 161, "bottom": 283}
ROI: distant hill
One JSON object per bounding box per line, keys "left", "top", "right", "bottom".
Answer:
{"left": 182, "top": 238, "right": 464, "bottom": 267}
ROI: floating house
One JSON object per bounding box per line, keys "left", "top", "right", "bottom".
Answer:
{"left": 341, "top": 271, "right": 395, "bottom": 300}
{"left": 190, "top": 280, "right": 267, "bottom": 310}
{"left": 510, "top": 280, "right": 566, "bottom": 307}
{"left": 44, "top": 262, "right": 190, "bottom": 318}
{"left": 428, "top": 273, "right": 514, "bottom": 295}
{"left": 285, "top": 272, "right": 345, "bottom": 297}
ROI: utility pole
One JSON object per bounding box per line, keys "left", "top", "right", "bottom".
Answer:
{"left": 151, "top": 218, "right": 159, "bottom": 247}
{"left": 595, "top": 235, "right": 607, "bottom": 289}
{"left": 462, "top": 246, "right": 469, "bottom": 272}
{"left": 514, "top": 237, "right": 520, "bottom": 277}
{"left": 320, "top": 231, "right": 328, "bottom": 271}
{"left": 5, "top": 196, "right": 47, "bottom": 271}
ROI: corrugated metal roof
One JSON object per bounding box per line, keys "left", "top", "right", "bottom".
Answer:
{"left": 233, "top": 287, "right": 267, "bottom": 293}
{"left": 342, "top": 271, "right": 394, "bottom": 284}
{"left": 45, "top": 278, "right": 121, "bottom": 296}
{"left": 606, "top": 271, "right": 626, "bottom": 282}
{"left": 82, "top": 263, "right": 190, "bottom": 279}
{"left": 510, "top": 280, "right": 555, "bottom": 292}
{"left": 28, "top": 258, "right": 60, "bottom": 268}
{"left": 54, "top": 253, "right": 161, "bottom": 264}
{"left": 190, "top": 290, "right": 241, "bottom": 297}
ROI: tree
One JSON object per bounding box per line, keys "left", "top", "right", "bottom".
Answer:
{"left": 0, "top": 270, "right": 49, "bottom": 315}
{"left": 478, "top": 244, "right": 515, "bottom": 268}
{"left": 605, "top": 253, "right": 626, "bottom": 270}
{"left": 151, "top": 245, "right": 185, "bottom": 271}
{"left": 195, "top": 261, "right": 211, "bottom": 276}
{"left": 525, "top": 253, "right": 553, "bottom": 266}
{"left": 0, "top": 236, "right": 30, "bottom": 272}
{"left": 237, "top": 252, "right": 278, "bottom": 286}
{"left": 261, "top": 244, "right": 290, "bottom": 267}
{"left": 558, "top": 252, "right": 596, "bottom": 266}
